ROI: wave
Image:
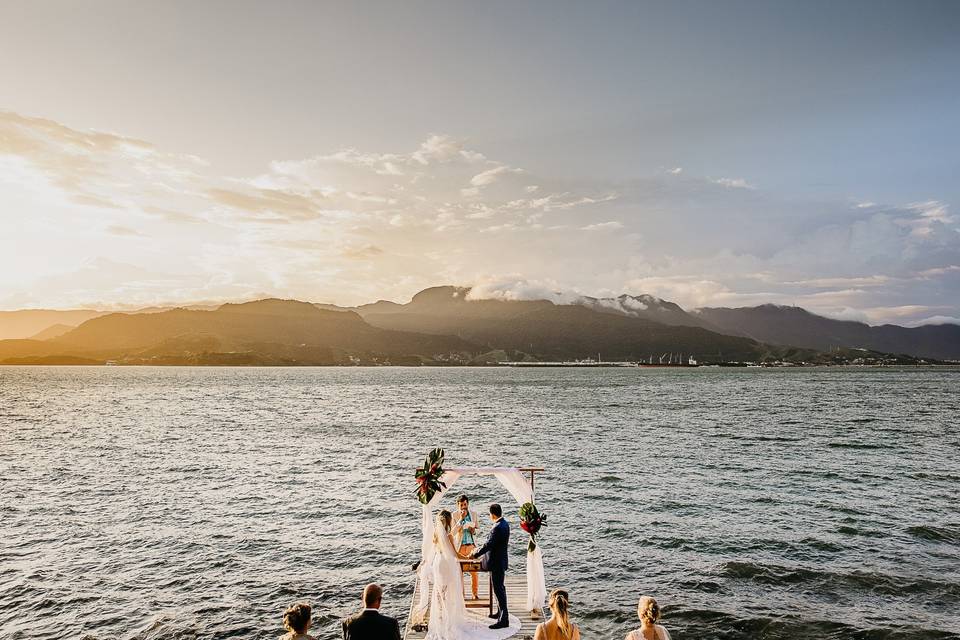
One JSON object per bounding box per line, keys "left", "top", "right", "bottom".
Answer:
{"left": 907, "top": 524, "right": 960, "bottom": 545}
{"left": 719, "top": 561, "right": 960, "bottom": 600}
{"left": 827, "top": 441, "right": 894, "bottom": 450}
{"left": 708, "top": 433, "right": 801, "bottom": 442}
{"left": 637, "top": 535, "right": 843, "bottom": 557}
{"left": 799, "top": 536, "right": 844, "bottom": 552}
{"left": 667, "top": 608, "right": 960, "bottom": 640}
{"left": 836, "top": 524, "right": 888, "bottom": 538}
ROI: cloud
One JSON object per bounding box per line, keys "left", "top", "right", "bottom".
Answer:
{"left": 820, "top": 307, "right": 870, "bottom": 323}
{"left": 899, "top": 200, "right": 954, "bottom": 238}
{"left": 711, "top": 177, "right": 756, "bottom": 190}
{"left": 0, "top": 110, "right": 205, "bottom": 216}
{"left": 916, "top": 265, "right": 960, "bottom": 278}
{"left": 106, "top": 225, "right": 144, "bottom": 237}
{"left": 780, "top": 275, "right": 891, "bottom": 288}
{"left": 581, "top": 221, "right": 623, "bottom": 231}
{"left": 469, "top": 165, "right": 516, "bottom": 187}
{"left": 206, "top": 187, "right": 324, "bottom": 221}
{"left": 465, "top": 277, "right": 583, "bottom": 304}
{"left": 140, "top": 206, "right": 202, "bottom": 224}
{"left": 1, "top": 109, "right": 958, "bottom": 324}
{"left": 411, "top": 134, "right": 485, "bottom": 165}
{"left": 906, "top": 315, "right": 960, "bottom": 327}
{"left": 341, "top": 244, "right": 384, "bottom": 259}
{"left": 625, "top": 276, "right": 740, "bottom": 309}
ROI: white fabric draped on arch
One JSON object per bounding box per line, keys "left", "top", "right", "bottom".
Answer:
{"left": 413, "top": 467, "right": 547, "bottom": 622}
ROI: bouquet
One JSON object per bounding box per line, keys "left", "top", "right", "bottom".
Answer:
{"left": 519, "top": 501, "right": 547, "bottom": 552}
{"left": 415, "top": 448, "right": 446, "bottom": 504}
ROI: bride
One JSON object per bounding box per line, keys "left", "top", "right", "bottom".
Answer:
{"left": 426, "top": 510, "right": 518, "bottom": 640}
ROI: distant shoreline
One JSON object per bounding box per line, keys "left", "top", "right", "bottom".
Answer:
{"left": 2, "top": 363, "right": 957, "bottom": 369}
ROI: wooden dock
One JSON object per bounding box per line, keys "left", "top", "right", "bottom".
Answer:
{"left": 404, "top": 574, "right": 546, "bottom": 640}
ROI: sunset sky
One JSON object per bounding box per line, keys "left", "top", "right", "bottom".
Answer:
{"left": 1, "top": 1, "right": 958, "bottom": 325}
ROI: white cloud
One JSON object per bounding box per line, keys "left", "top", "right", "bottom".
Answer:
{"left": 780, "top": 275, "right": 890, "bottom": 288}
{"left": 712, "top": 177, "right": 756, "bottom": 190}
{"left": 906, "top": 315, "right": 960, "bottom": 327}
{"left": 465, "top": 277, "right": 583, "bottom": 304}
{"left": 625, "top": 276, "right": 737, "bottom": 309}
{"left": 411, "top": 134, "right": 474, "bottom": 165}
{"left": 916, "top": 265, "right": 960, "bottom": 278}
{"left": 820, "top": 307, "right": 870, "bottom": 323}
{"left": 899, "top": 200, "right": 955, "bottom": 238}
{"left": 106, "top": 224, "right": 145, "bottom": 237}
{"left": 1, "top": 109, "right": 959, "bottom": 324}
{"left": 581, "top": 221, "right": 623, "bottom": 231}
{"left": 469, "top": 165, "right": 517, "bottom": 187}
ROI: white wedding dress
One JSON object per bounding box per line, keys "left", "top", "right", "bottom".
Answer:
{"left": 424, "top": 527, "right": 521, "bottom": 640}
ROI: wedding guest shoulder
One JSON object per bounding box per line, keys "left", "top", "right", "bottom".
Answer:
{"left": 534, "top": 589, "right": 580, "bottom": 640}
{"left": 281, "top": 602, "right": 315, "bottom": 640}
{"left": 625, "top": 596, "right": 670, "bottom": 640}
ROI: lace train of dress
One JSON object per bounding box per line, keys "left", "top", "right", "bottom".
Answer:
{"left": 424, "top": 533, "right": 521, "bottom": 640}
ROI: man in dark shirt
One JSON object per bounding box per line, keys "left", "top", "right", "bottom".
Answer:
{"left": 342, "top": 583, "right": 402, "bottom": 640}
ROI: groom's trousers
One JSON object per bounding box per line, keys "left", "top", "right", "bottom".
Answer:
{"left": 491, "top": 568, "right": 508, "bottom": 624}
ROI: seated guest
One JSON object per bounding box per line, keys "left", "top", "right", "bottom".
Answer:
{"left": 342, "top": 583, "right": 402, "bottom": 640}
{"left": 625, "top": 596, "right": 671, "bottom": 640}
{"left": 534, "top": 589, "right": 580, "bottom": 640}
{"left": 281, "top": 602, "right": 314, "bottom": 640}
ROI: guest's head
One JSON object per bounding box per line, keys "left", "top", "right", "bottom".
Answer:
{"left": 637, "top": 596, "right": 661, "bottom": 626}
{"left": 437, "top": 509, "right": 453, "bottom": 532}
{"left": 549, "top": 589, "right": 573, "bottom": 638}
{"left": 457, "top": 494, "right": 469, "bottom": 513}
{"left": 489, "top": 503, "right": 502, "bottom": 521}
{"left": 283, "top": 602, "right": 312, "bottom": 635}
{"left": 362, "top": 583, "right": 383, "bottom": 609}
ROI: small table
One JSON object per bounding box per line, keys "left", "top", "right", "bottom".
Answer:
{"left": 458, "top": 558, "right": 493, "bottom": 617}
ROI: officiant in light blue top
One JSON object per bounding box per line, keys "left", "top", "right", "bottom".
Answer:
{"left": 453, "top": 494, "right": 480, "bottom": 600}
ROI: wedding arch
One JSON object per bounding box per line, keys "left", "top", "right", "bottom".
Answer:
{"left": 414, "top": 466, "right": 547, "bottom": 618}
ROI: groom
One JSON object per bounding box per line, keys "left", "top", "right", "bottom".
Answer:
{"left": 470, "top": 503, "right": 510, "bottom": 629}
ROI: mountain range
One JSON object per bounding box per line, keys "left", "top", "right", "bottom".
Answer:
{"left": 0, "top": 286, "right": 956, "bottom": 365}
{"left": 693, "top": 305, "right": 960, "bottom": 360}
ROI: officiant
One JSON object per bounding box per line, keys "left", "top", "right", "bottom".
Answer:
{"left": 452, "top": 494, "right": 480, "bottom": 600}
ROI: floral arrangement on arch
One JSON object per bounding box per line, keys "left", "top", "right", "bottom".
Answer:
{"left": 415, "top": 447, "right": 447, "bottom": 504}
{"left": 519, "top": 501, "right": 547, "bottom": 552}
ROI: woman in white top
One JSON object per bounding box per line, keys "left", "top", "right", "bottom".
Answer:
{"left": 624, "top": 596, "right": 671, "bottom": 640}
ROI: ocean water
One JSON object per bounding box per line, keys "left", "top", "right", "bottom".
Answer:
{"left": 1, "top": 366, "right": 958, "bottom": 640}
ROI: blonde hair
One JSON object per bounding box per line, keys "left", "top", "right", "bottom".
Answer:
{"left": 549, "top": 589, "right": 573, "bottom": 638}
{"left": 638, "top": 596, "right": 661, "bottom": 625}
{"left": 283, "top": 602, "right": 311, "bottom": 634}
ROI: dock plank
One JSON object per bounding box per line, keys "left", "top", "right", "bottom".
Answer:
{"left": 405, "top": 575, "right": 546, "bottom": 640}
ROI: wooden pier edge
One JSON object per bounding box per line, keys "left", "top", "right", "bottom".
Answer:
{"left": 404, "top": 574, "right": 547, "bottom": 640}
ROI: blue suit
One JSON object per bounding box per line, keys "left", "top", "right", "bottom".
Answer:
{"left": 474, "top": 517, "right": 510, "bottom": 624}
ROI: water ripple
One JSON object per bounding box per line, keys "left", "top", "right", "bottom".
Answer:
{"left": 0, "top": 366, "right": 958, "bottom": 639}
